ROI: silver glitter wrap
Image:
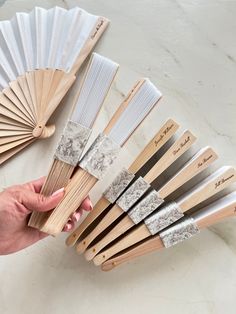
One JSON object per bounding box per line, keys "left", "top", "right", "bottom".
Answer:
{"left": 128, "top": 190, "right": 164, "bottom": 224}
{"left": 80, "top": 133, "right": 120, "bottom": 179}
{"left": 159, "top": 218, "right": 200, "bottom": 248}
{"left": 103, "top": 168, "right": 135, "bottom": 203}
{"left": 144, "top": 201, "right": 184, "bottom": 235}
{"left": 116, "top": 177, "right": 151, "bottom": 212}
{"left": 54, "top": 120, "right": 91, "bottom": 166}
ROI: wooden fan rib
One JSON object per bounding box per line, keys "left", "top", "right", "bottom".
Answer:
{"left": 0, "top": 114, "right": 32, "bottom": 129}
{"left": 0, "top": 124, "right": 31, "bottom": 132}
{"left": 0, "top": 135, "right": 33, "bottom": 154}
{"left": 34, "top": 69, "right": 44, "bottom": 123}
{"left": 0, "top": 133, "right": 32, "bottom": 145}
{"left": 0, "top": 101, "right": 34, "bottom": 128}
{"left": 0, "top": 138, "right": 35, "bottom": 165}
{"left": 71, "top": 17, "right": 110, "bottom": 75}
{"left": 0, "top": 129, "right": 32, "bottom": 137}
{"left": 17, "top": 75, "right": 37, "bottom": 120}
{"left": 9, "top": 80, "right": 37, "bottom": 124}
{"left": 0, "top": 92, "right": 35, "bottom": 127}
{"left": 42, "top": 71, "right": 76, "bottom": 125}
{"left": 43, "top": 70, "right": 65, "bottom": 105}
{"left": 3, "top": 87, "right": 36, "bottom": 127}
{"left": 25, "top": 72, "right": 38, "bottom": 121}
{"left": 40, "top": 69, "right": 55, "bottom": 115}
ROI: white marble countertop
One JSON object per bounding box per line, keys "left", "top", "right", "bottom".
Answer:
{"left": 0, "top": 1, "right": 236, "bottom": 313}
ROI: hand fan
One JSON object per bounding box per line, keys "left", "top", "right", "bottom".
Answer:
{"left": 28, "top": 52, "right": 119, "bottom": 228}
{"left": 101, "top": 191, "right": 236, "bottom": 271}
{"left": 32, "top": 78, "right": 162, "bottom": 235}
{"left": 86, "top": 146, "right": 217, "bottom": 261}
{"left": 0, "top": 6, "right": 109, "bottom": 164}
{"left": 66, "top": 118, "right": 180, "bottom": 247}
{"left": 94, "top": 166, "right": 236, "bottom": 265}
{"left": 78, "top": 129, "right": 197, "bottom": 255}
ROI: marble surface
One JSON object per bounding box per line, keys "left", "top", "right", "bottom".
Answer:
{"left": 0, "top": 1, "right": 236, "bottom": 314}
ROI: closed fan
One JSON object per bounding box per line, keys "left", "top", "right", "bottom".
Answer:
{"left": 0, "top": 6, "right": 109, "bottom": 164}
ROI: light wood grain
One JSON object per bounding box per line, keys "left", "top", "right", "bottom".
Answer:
{"left": 25, "top": 71, "right": 37, "bottom": 121}
{"left": 9, "top": 80, "right": 36, "bottom": 124}
{"left": 144, "top": 130, "right": 196, "bottom": 184}
{"left": 28, "top": 159, "right": 75, "bottom": 229}
{"left": 158, "top": 146, "right": 218, "bottom": 199}
{"left": 79, "top": 204, "right": 124, "bottom": 256}
{"left": 17, "top": 75, "right": 36, "bottom": 120}
{"left": 66, "top": 197, "right": 110, "bottom": 247}
{"left": 93, "top": 224, "right": 150, "bottom": 266}
{"left": 42, "top": 72, "right": 76, "bottom": 126}
{"left": 0, "top": 93, "right": 34, "bottom": 127}
{"left": 80, "top": 131, "right": 197, "bottom": 255}
{"left": 101, "top": 234, "right": 164, "bottom": 271}
{"left": 66, "top": 119, "right": 179, "bottom": 248}
{"left": 129, "top": 119, "right": 179, "bottom": 174}
{"left": 40, "top": 168, "right": 98, "bottom": 235}
{"left": 101, "top": 192, "right": 236, "bottom": 271}
{"left": 71, "top": 17, "right": 110, "bottom": 74}
{"left": 178, "top": 166, "right": 236, "bottom": 213}
{"left": 0, "top": 135, "right": 33, "bottom": 154}
{"left": 103, "top": 79, "right": 145, "bottom": 134}
{"left": 4, "top": 85, "right": 35, "bottom": 126}
{"left": 85, "top": 215, "right": 133, "bottom": 260}
{"left": 93, "top": 165, "right": 233, "bottom": 265}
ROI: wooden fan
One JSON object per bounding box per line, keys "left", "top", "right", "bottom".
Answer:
{"left": 93, "top": 166, "right": 236, "bottom": 266}
{"left": 29, "top": 78, "right": 162, "bottom": 235}
{"left": 0, "top": 6, "right": 109, "bottom": 164}
{"left": 101, "top": 191, "right": 236, "bottom": 271}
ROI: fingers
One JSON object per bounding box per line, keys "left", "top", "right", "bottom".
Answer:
{"left": 62, "top": 197, "right": 93, "bottom": 232}
{"left": 22, "top": 177, "right": 46, "bottom": 193}
{"left": 80, "top": 196, "right": 93, "bottom": 212}
{"left": 14, "top": 187, "right": 65, "bottom": 213}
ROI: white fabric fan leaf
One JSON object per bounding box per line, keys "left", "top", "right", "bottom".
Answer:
{"left": 0, "top": 6, "right": 109, "bottom": 164}
{"left": 0, "top": 40, "right": 18, "bottom": 86}
{"left": 63, "top": 9, "right": 99, "bottom": 72}
{"left": 47, "top": 7, "right": 68, "bottom": 70}
{"left": 14, "top": 12, "right": 34, "bottom": 72}
{"left": 30, "top": 7, "right": 49, "bottom": 69}
{"left": 0, "top": 21, "right": 25, "bottom": 76}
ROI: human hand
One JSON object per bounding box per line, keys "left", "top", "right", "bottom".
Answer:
{"left": 0, "top": 177, "right": 92, "bottom": 255}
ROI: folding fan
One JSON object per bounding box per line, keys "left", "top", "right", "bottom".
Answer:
{"left": 0, "top": 6, "right": 109, "bottom": 164}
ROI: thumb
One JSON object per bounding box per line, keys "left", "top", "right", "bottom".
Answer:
{"left": 18, "top": 187, "right": 65, "bottom": 213}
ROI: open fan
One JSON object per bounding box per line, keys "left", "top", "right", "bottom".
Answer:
{"left": 0, "top": 6, "right": 109, "bottom": 164}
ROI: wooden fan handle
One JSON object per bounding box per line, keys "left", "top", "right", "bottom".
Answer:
{"left": 101, "top": 234, "right": 164, "bottom": 271}
{"left": 77, "top": 204, "right": 124, "bottom": 255}
{"left": 178, "top": 166, "right": 236, "bottom": 213}
{"left": 66, "top": 197, "right": 110, "bottom": 247}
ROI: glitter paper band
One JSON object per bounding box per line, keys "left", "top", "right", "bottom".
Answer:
{"left": 159, "top": 218, "right": 200, "bottom": 248}
{"left": 116, "top": 177, "right": 151, "bottom": 212}
{"left": 80, "top": 133, "right": 120, "bottom": 179}
{"left": 128, "top": 190, "right": 164, "bottom": 224}
{"left": 54, "top": 120, "right": 91, "bottom": 166}
{"left": 144, "top": 201, "right": 184, "bottom": 235}
{"left": 103, "top": 168, "right": 135, "bottom": 203}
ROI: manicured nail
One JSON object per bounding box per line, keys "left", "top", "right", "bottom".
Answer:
{"left": 64, "top": 223, "right": 72, "bottom": 231}
{"left": 52, "top": 188, "right": 65, "bottom": 197}
{"left": 72, "top": 211, "right": 81, "bottom": 222}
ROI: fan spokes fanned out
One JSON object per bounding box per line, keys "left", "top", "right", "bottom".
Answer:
{"left": 0, "top": 6, "right": 109, "bottom": 164}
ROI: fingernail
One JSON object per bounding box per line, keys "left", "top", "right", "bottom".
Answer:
{"left": 52, "top": 188, "right": 65, "bottom": 197}
{"left": 64, "top": 223, "right": 72, "bottom": 231}
{"left": 89, "top": 200, "right": 93, "bottom": 211}
{"left": 72, "top": 212, "right": 81, "bottom": 222}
